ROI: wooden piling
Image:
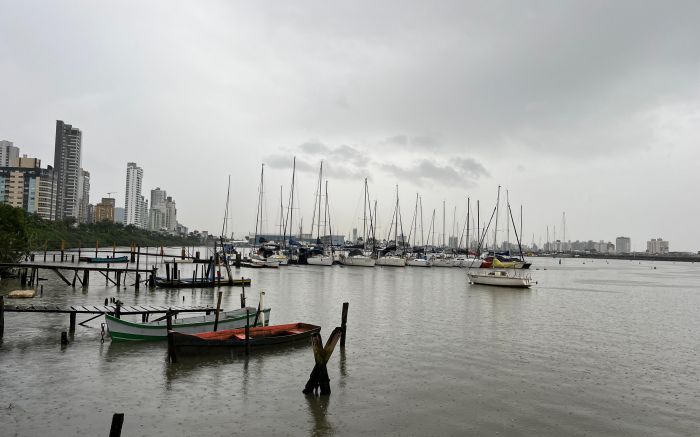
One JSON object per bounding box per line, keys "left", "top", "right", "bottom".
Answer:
{"left": 166, "top": 311, "right": 177, "bottom": 363}
{"left": 69, "top": 312, "right": 76, "bottom": 332}
{"left": 116, "top": 271, "right": 121, "bottom": 287}
{"left": 150, "top": 266, "right": 156, "bottom": 288}
{"left": 0, "top": 296, "right": 4, "bottom": 339}
{"left": 60, "top": 240, "right": 64, "bottom": 262}
{"left": 135, "top": 273, "right": 140, "bottom": 290}
{"left": 213, "top": 291, "right": 223, "bottom": 332}
{"left": 109, "top": 413, "right": 124, "bottom": 437}
{"left": 240, "top": 278, "right": 246, "bottom": 308}
{"left": 303, "top": 327, "right": 343, "bottom": 396}
{"left": 245, "top": 309, "right": 250, "bottom": 355}
{"left": 61, "top": 331, "right": 69, "bottom": 345}
{"left": 181, "top": 247, "right": 185, "bottom": 260}
{"left": 341, "top": 302, "right": 349, "bottom": 347}
{"left": 82, "top": 269, "right": 89, "bottom": 288}
{"left": 115, "top": 302, "right": 121, "bottom": 319}
{"left": 235, "top": 252, "right": 241, "bottom": 268}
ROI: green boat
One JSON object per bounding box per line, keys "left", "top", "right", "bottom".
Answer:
{"left": 79, "top": 256, "right": 129, "bottom": 263}
{"left": 106, "top": 307, "right": 271, "bottom": 341}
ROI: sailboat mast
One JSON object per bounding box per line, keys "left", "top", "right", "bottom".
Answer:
{"left": 395, "top": 186, "right": 399, "bottom": 248}
{"left": 253, "top": 164, "right": 264, "bottom": 250}
{"left": 466, "top": 197, "right": 470, "bottom": 253}
{"left": 419, "top": 196, "right": 424, "bottom": 248}
{"left": 363, "top": 178, "right": 368, "bottom": 250}
{"left": 221, "top": 174, "right": 230, "bottom": 239}
{"left": 316, "top": 162, "right": 323, "bottom": 242}
{"left": 442, "top": 201, "right": 446, "bottom": 248}
{"left": 493, "top": 185, "right": 501, "bottom": 253}
{"left": 506, "top": 190, "right": 510, "bottom": 253}
{"left": 323, "top": 180, "right": 328, "bottom": 242}
{"left": 279, "top": 185, "right": 283, "bottom": 239}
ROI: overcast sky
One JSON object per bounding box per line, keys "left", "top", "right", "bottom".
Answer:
{"left": 1, "top": 1, "right": 699, "bottom": 250}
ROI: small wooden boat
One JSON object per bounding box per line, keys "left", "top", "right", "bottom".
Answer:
{"left": 106, "top": 306, "right": 271, "bottom": 341}
{"left": 80, "top": 255, "right": 129, "bottom": 263}
{"left": 154, "top": 277, "right": 251, "bottom": 288}
{"left": 169, "top": 322, "right": 320, "bottom": 355}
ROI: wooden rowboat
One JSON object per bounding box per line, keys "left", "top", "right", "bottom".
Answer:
{"left": 79, "top": 255, "right": 129, "bottom": 263}
{"left": 169, "top": 322, "right": 320, "bottom": 356}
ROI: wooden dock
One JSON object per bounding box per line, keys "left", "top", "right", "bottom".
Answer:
{"left": 0, "top": 262, "right": 157, "bottom": 290}
{"left": 0, "top": 296, "right": 216, "bottom": 337}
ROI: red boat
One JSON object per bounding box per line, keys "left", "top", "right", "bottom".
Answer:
{"left": 169, "top": 322, "right": 321, "bottom": 356}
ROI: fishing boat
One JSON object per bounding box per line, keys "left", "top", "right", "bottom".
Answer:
{"left": 468, "top": 270, "right": 532, "bottom": 288}
{"left": 106, "top": 306, "right": 271, "bottom": 341}
{"left": 168, "top": 322, "right": 321, "bottom": 355}
{"left": 79, "top": 255, "right": 129, "bottom": 263}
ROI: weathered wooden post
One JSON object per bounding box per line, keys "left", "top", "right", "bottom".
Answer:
{"left": 135, "top": 273, "right": 140, "bottom": 290}
{"left": 235, "top": 252, "right": 241, "bottom": 268}
{"left": 61, "top": 331, "right": 69, "bottom": 345}
{"left": 181, "top": 247, "right": 185, "bottom": 260}
{"left": 44, "top": 240, "right": 48, "bottom": 261}
{"left": 213, "top": 291, "right": 223, "bottom": 332}
{"left": 106, "top": 264, "right": 110, "bottom": 285}
{"left": 136, "top": 245, "right": 141, "bottom": 271}
{"left": 167, "top": 310, "right": 177, "bottom": 363}
{"left": 245, "top": 309, "right": 250, "bottom": 355}
{"left": 69, "top": 312, "right": 76, "bottom": 333}
{"left": 341, "top": 302, "right": 349, "bottom": 347}
{"left": 116, "top": 271, "right": 121, "bottom": 287}
{"left": 109, "top": 413, "right": 124, "bottom": 437}
{"left": 60, "top": 240, "right": 65, "bottom": 262}
{"left": 303, "top": 327, "right": 343, "bottom": 396}
{"left": 112, "top": 243, "right": 116, "bottom": 258}
{"left": 0, "top": 296, "right": 4, "bottom": 339}
{"left": 240, "top": 278, "right": 246, "bottom": 308}
{"left": 115, "top": 301, "right": 121, "bottom": 319}
{"left": 95, "top": 239, "right": 99, "bottom": 257}
{"left": 150, "top": 266, "right": 157, "bottom": 288}
{"left": 82, "top": 269, "right": 89, "bottom": 288}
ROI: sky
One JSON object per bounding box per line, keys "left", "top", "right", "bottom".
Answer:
{"left": 1, "top": 1, "right": 699, "bottom": 251}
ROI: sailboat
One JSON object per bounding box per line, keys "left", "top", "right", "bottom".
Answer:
{"left": 467, "top": 186, "right": 533, "bottom": 288}
{"left": 376, "top": 186, "right": 406, "bottom": 267}
{"left": 307, "top": 165, "right": 334, "bottom": 266}
{"left": 340, "top": 178, "right": 376, "bottom": 267}
{"left": 248, "top": 164, "right": 280, "bottom": 268}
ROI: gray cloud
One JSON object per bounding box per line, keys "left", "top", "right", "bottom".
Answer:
{"left": 381, "top": 157, "right": 489, "bottom": 187}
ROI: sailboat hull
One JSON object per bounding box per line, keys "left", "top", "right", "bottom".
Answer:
{"left": 307, "top": 255, "right": 334, "bottom": 266}
{"left": 376, "top": 256, "right": 406, "bottom": 267}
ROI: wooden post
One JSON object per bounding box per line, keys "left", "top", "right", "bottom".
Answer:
{"left": 235, "top": 252, "right": 241, "bottom": 268}
{"left": 0, "top": 296, "right": 4, "bottom": 339}
{"left": 341, "top": 302, "right": 349, "bottom": 347}
{"left": 61, "top": 240, "right": 64, "bottom": 262}
{"left": 166, "top": 310, "right": 177, "bottom": 363}
{"left": 116, "top": 271, "right": 121, "bottom": 287}
{"left": 240, "top": 279, "right": 246, "bottom": 308}
{"left": 113, "top": 243, "right": 116, "bottom": 258}
{"left": 165, "top": 262, "right": 171, "bottom": 283}
{"left": 106, "top": 264, "right": 110, "bottom": 285}
{"left": 135, "top": 273, "right": 140, "bottom": 290}
{"left": 69, "top": 312, "right": 76, "bottom": 332}
{"left": 109, "top": 413, "right": 124, "bottom": 437}
{"left": 82, "top": 269, "right": 89, "bottom": 288}
{"left": 150, "top": 266, "right": 156, "bottom": 288}
{"left": 181, "top": 247, "right": 185, "bottom": 260}
{"left": 95, "top": 239, "right": 99, "bottom": 257}
{"left": 245, "top": 309, "right": 250, "bottom": 355}
{"left": 115, "top": 302, "right": 121, "bottom": 319}
{"left": 213, "top": 291, "right": 223, "bottom": 332}
{"left": 44, "top": 240, "right": 47, "bottom": 261}
{"left": 61, "top": 331, "right": 69, "bottom": 345}
{"left": 303, "top": 327, "right": 343, "bottom": 396}
{"left": 136, "top": 245, "right": 141, "bottom": 270}
{"left": 130, "top": 243, "right": 135, "bottom": 263}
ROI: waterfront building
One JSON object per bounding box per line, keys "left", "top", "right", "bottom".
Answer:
{"left": 0, "top": 140, "right": 19, "bottom": 167}
{"left": 0, "top": 155, "right": 55, "bottom": 218}
{"left": 646, "top": 238, "right": 669, "bottom": 254}
{"left": 114, "top": 207, "right": 125, "bottom": 224}
{"left": 37, "top": 166, "right": 56, "bottom": 220}
{"left": 53, "top": 120, "right": 82, "bottom": 220}
{"left": 94, "top": 197, "right": 116, "bottom": 222}
{"left": 124, "top": 162, "right": 147, "bottom": 228}
{"left": 77, "top": 168, "right": 90, "bottom": 223}
{"left": 616, "top": 237, "right": 631, "bottom": 254}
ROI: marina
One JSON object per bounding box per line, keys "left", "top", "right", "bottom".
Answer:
{"left": 1, "top": 256, "right": 699, "bottom": 435}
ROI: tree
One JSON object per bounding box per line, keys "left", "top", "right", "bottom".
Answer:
{"left": 0, "top": 204, "right": 31, "bottom": 266}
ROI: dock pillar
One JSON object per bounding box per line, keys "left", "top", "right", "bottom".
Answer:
{"left": 61, "top": 331, "right": 69, "bottom": 345}
{"left": 341, "top": 302, "right": 349, "bottom": 347}
{"left": 69, "top": 312, "right": 76, "bottom": 332}
{"left": 303, "top": 327, "right": 343, "bottom": 396}
{"left": 167, "top": 311, "right": 177, "bottom": 363}
{"left": 116, "top": 271, "right": 121, "bottom": 287}
{"left": 82, "top": 269, "right": 89, "bottom": 288}
{"left": 109, "top": 413, "right": 124, "bottom": 437}
{"left": 235, "top": 252, "right": 241, "bottom": 268}
{"left": 150, "top": 267, "right": 156, "bottom": 288}
{"left": 0, "top": 296, "right": 4, "bottom": 339}
{"left": 135, "top": 274, "right": 140, "bottom": 290}
{"left": 245, "top": 309, "right": 250, "bottom": 355}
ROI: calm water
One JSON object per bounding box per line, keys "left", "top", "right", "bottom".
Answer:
{"left": 1, "top": 255, "right": 699, "bottom": 436}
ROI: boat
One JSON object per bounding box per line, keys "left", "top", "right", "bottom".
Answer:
{"left": 106, "top": 306, "right": 271, "bottom": 341}
{"left": 168, "top": 322, "right": 321, "bottom": 355}
{"left": 79, "top": 255, "right": 129, "bottom": 263}
{"left": 406, "top": 256, "right": 431, "bottom": 267}
{"left": 468, "top": 270, "right": 532, "bottom": 288}
{"left": 307, "top": 254, "right": 334, "bottom": 266}
{"left": 155, "top": 277, "right": 251, "bottom": 288}
{"left": 340, "top": 249, "right": 376, "bottom": 267}
{"left": 430, "top": 254, "right": 456, "bottom": 267}
{"left": 375, "top": 254, "right": 406, "bottom": 267}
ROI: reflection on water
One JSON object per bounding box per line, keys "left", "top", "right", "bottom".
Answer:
{"left": 1, "top": 256, "right": 700, "bottom": 436}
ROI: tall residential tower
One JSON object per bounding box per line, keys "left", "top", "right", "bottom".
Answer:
{"left": 125, "top": 162, "right": 147, "bottom": 228}
{"left": 53, "top": 120, "right": 82, "bottom": 220}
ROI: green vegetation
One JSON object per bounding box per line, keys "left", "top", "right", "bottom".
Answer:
{"left": 0, "top": 204, "right": 204, "bottom": 253}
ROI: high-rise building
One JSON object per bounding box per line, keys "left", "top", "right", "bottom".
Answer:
{"left": 114, "top": 207, "right": 125, "bottom": 224}
{"left": 0, "top": 155, "right": 54, "bottom": 217}
{"left": 148, "top": 187, "right": 167, "bottom": 231}
{"left": 0, "top": 140, "right": 19, "bottom": 167}
{"left": 53, "top": 120, "right": 82, "bottom": 220}
{"left": 94, "top": 197, "right": 116, "bottom": 222}
{"left": 77, "top": 168, "right": 90, "bottom": 223}
{"left": 125, "top": 162, "right": 146, "bottom": 228}
{"left": 616, "top": 237, "right": 631, "bottom": 254}
{"left": 37, "top": 166, "right": 56, "bottom": 220}
{"left": 646, "top": 238, "right": 669, "bottom": 254}
{"left": 165, "top": 196, "right": 177, "bottom": 232}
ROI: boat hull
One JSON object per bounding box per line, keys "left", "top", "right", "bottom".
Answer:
{"left": 307, "top": 255, "right": 334, "bottom": 266}
{"left": 406, "top": 258, "right": 431, "bottom": 267}
{"left": 106, "top": 307, "right": 271, "bottom": 341}
{"left": 468, "top": 272, "right": 532, "bottom": 288}
{"left": 79, "top": 256, "right": 129, "bottom": 263}
{"left": 170, "top": 322, "right": 320, "bottom": 355}
{"left": 376, "top": 256, "right": 406, "bottom": 267}
{"left": 155, "top": 277, "right": 251, "bottom": 288}
{"left": 340, "top": 256, "right": 376, "bottom": 267}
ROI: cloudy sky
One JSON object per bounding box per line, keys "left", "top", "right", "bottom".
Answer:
{"left": 2, "top": 1, "right": 699, "bottom": 250}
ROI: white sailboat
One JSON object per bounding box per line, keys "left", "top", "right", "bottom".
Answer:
{"left": 307, "top": 163, "right": 335, "bottom": 267}
{"left": 341, "top": 178, "right": 376, "bottom": 267}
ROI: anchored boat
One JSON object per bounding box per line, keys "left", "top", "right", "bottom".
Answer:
{"left": 106, "top": 306, "right": 271, "bottom": 341}
{"left": 169, "top": 322, "right": 321, "bottom": 355}
{"left": 468, "top": 270, "right": 532, "bottom": 288}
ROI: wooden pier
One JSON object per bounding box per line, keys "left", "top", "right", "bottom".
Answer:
{"left": 0, "top": 262, "right": 157, "bottom": 290}
{"left": 0, "top": 296, "right": 216, "bottom": 337}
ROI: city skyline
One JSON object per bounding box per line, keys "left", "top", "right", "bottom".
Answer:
{"left": 1, "top": 2, "right": 700, "bottom": 250}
